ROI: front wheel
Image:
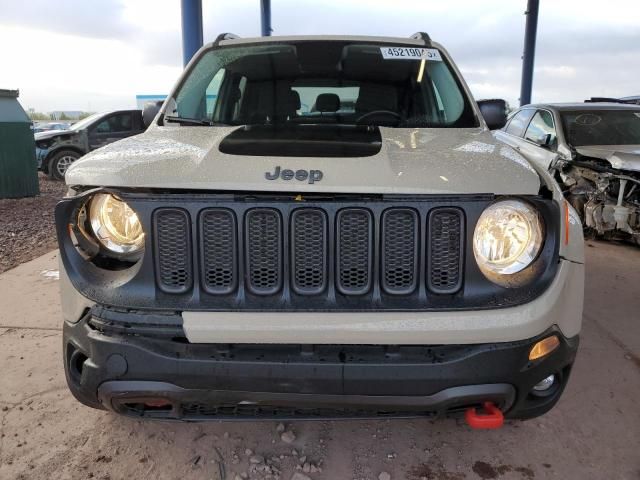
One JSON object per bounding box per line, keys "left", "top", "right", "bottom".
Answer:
{"left": 49, "top": 150, "right": 81, "bottom": 180}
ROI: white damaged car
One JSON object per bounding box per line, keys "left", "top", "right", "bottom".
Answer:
{"left": 495, "top": 103, "right": 640, "bottom": 245}
{"left": 56, "top": 33, "right": 584, "bottom": 425}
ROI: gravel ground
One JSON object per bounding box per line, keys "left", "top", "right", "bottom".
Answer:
{"left": 0, "top": 174, "right": 66, "bottom": 273}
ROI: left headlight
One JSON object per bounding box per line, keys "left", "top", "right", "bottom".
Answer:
{"left": 89, "top": 193, "right": 145, "bottom": 255}
{"left": 473, "top": 199, "right": 544, "bottom": 278}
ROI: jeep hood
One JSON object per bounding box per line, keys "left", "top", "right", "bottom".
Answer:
{"left": 66, "top": 126, "right": 541, "bottom": 195}
{"left": 575, "top": 145, "right": 640, "bottom": 172}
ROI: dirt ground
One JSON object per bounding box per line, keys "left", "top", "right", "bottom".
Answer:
{"left": 0, "top": 242, "right": 639, "bottom": 480}
{"left": 0, "top": 174, "right": 66, "bottom": 273}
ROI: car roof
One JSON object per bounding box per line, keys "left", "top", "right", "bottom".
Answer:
{"left": 522, "top": 102, "right": 640, "bottom": 112}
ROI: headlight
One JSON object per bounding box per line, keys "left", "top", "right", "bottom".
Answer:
{"left": 89, "top": 193, "right": 145, "bottom": 255}
{"left": 473, "top": 199, "right": 544, "bottom": 278}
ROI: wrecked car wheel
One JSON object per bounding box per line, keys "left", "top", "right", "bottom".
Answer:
{"left": 49, "top": 150, "right": 80, "bottom": 180}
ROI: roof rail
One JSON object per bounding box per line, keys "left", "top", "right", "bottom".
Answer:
{"left": 410, "top": 32, "right": 432, "bottom": 46}
{"left": 214, "top": 33, "right": 240, "bottom": 45}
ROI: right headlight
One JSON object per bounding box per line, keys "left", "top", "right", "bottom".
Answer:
{"left": 473, "top": 199, "right": 544, "bottom": 278}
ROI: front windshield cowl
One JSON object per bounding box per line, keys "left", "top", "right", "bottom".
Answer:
{"left": 170, "top": 41, "right": 479, "bottom": 129}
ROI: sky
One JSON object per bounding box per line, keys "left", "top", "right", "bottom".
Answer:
{"left": 1, "top": 0, "right": 638, "bottom": 113}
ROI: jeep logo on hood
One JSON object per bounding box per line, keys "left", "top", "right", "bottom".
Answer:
{"left": 265, "top": 166, "right": 323, "bottom": 184}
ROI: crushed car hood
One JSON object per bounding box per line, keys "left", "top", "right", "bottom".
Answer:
{"left": 575, "top": 145, "right": 640, "bottom": 172}
{"left": 34, "top": 130, "right": 73, "bottom": 141}
{"left": 66, "top": 126, "right": 541, "bottom": 195}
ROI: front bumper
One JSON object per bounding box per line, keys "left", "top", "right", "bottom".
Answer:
{"left": 64, "top": 310, "right": 579, "bottom": 421}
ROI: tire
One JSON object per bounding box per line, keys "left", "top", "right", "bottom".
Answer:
{"left": 48, "top": 150, "right": 81, "bottom": 180}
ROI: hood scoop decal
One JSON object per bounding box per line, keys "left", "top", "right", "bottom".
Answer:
{"left": 218, "top": 124, "right": 382, "bottom": 158}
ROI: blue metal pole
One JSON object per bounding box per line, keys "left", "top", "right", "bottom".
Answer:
{"left": 181, "top": 0, "right": 203, "bottom": 66}
{"left": 519, "top": 0, "right": 540, "bottom": 106}
{"left": 261, "top": 0, "right": 272, "bottom": 36}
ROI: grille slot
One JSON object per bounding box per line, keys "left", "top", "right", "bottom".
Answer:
{"left": 291, "top": 209, "right": 327, "bottom": 295}
{"left": 428, "top": 208, "right": 464, "bottom": 294}
{"left": 200, "top": 209, "right": 237, "bottom": 294}
{"left": 154, "top": 209, "right": 192, "bottom": 293}
{"left": 382, "top": 208, "right": 419, "bottom": 294}
{"left": 245, "top": 209, "right": 283, "bottom": 295}
{"left": 336, "top": 208, "right": 373, "bottom": 295}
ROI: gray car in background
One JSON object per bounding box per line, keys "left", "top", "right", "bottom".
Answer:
{"left": 495, "top": 102, "right": 640, "bottom": 245}
{"left": 34, "top": 109, "right": 144, "bottom": 180}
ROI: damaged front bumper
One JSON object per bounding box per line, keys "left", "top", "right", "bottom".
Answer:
{"left": 63, "top": 308, "right": 579, "bottom": 421}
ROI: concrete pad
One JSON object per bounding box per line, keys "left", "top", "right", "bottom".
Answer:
{"left": 0, "top": 250, "right": 61, "bottom": 331}
{"left": 0, "top": 245, "right": 639, "bottom": 479}
{"left": 584, "top": 240, "right": 640, "bottom": 355}
{"left": 0, "top": 329, "right": 64, "bottom": 405}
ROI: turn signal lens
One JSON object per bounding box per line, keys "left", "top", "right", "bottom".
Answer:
{"left": 89, "top": 193, "right": 145, "bottom": 255}
{"left": 529, "top": 336, "right": 560, "bottom": 361}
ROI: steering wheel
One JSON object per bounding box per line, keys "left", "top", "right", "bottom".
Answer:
{"left": 355, "top": 110, "right": 402, "bottom": 125}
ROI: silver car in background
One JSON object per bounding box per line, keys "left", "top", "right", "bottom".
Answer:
{"left": 495, "top": 103, "right": 640, "bottom": 245}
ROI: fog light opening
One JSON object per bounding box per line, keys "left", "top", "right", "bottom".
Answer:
{"left": 533, "top": 374, "right": 555, "bottom": 392}
{"left": 529, "top": 335, "right": 560, "bottom": 361}
{"left": 67, "top": 345, "right": 88, "bottom": 386}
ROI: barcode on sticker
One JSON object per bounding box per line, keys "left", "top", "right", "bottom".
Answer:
{"left": 380, "top": 47, "right": 442, "bottom": 61}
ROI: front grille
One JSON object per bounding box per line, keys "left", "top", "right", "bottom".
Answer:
{"left": 154, "top": 209, "right": 191, "bottom": 292}
{"left": 61, "top": 192, "right": 560, "bottom": 311}
{"left": 152, "top": 205, "right": 466, "bottom": 301}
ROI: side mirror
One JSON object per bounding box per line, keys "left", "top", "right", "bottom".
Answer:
{"left": 537, "top": 133, "right": 553, "bottom": 148}
{"left": 142, "top": 101, "right": 163, "bottom": 128}
{"left": 477, "top": 99, "right": 508, "bottom": 130}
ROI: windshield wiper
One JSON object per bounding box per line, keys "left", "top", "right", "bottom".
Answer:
{"left": 164, "top": 115, "right": 214, "bottom": 126}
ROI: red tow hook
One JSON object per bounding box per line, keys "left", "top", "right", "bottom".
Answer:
{"left": 464, "top": 402, "right": 504, "bottom": 429}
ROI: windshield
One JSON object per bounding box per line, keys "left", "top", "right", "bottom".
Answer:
{"left": 561, "top": 109, "right": 640, "bottom": 146}
{"left": 70, "top": 112, "right": 104, "bottom": 131}
{"left": 169, "top": 41, "right": 478, "bottom": 128}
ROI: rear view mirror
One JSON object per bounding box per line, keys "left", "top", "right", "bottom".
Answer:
{"left": 477, "top": 99, "right": 508, "bottom": 130}
{"left": 142, "top": 101, "right": 163, "bottom": 128}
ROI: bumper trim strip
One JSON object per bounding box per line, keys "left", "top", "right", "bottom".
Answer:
{"left": 98, "top": 381, "right": 516, "bottom": 420}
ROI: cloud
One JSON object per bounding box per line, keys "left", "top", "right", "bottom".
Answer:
{"left": 0, "top": 24, "right": 181, "bottom": 111}
{"left": 0, "top": 0, "right": 130, "bottom": 38}
{"left": 0, "top": 0, "right": 639, "bottom": 111}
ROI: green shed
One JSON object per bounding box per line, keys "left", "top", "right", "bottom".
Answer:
{"left": 0, "top": 89, "right": 39, "bottom": 198}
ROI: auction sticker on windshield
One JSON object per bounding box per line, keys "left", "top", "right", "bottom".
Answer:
{"left": 380, "top": 47, "right": 442, "bottom": 61}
